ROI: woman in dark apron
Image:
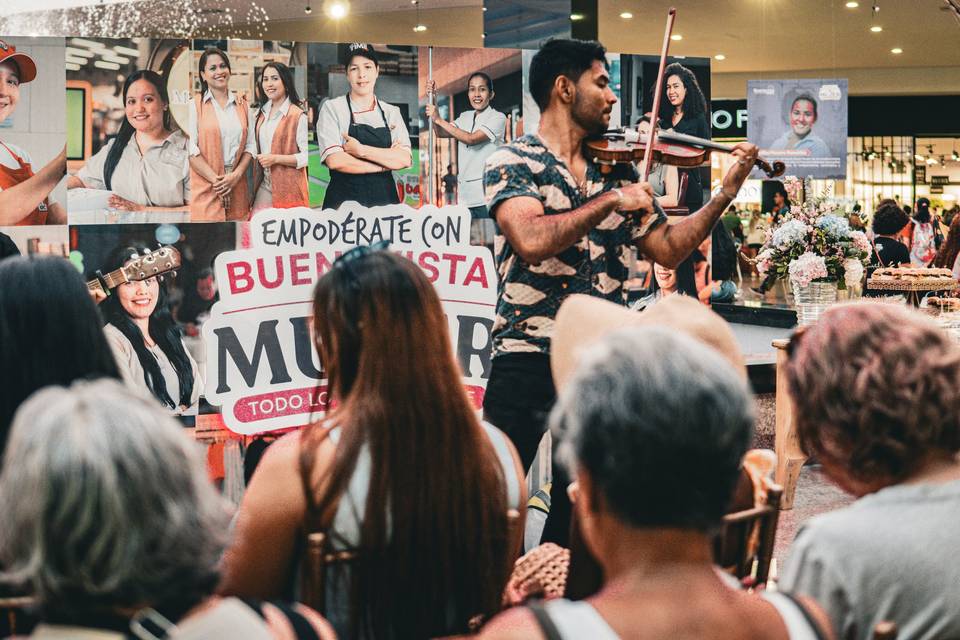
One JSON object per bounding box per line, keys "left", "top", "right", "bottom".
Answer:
{"left": 316, "top": 43, "right": 412, "bottom": 211}
{"left": 322, "top": 94, "right": 399, "bottom": 209}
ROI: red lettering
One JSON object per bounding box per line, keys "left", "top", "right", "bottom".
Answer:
{"left": 315, "top": 251, "right": 334, "bottom": 276}
{"left": 418, "top": 251, "right": 440, "bottom": 282}
{"left": 226, "top": 261, "right": 254, "bottom": 294}
{"left": 463, "top": 257, "right": 488, "bottom": 288}
{"left": 290, "top": 253, "right": 310, "bottom": 286}
{"left": 442, "top": 253, "right": 467, "bottom": 285}
{"left": 257, "top": 256, "right": 285, "bottom": 289}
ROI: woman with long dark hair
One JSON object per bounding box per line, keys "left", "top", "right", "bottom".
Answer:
{"left": 188, "top": 47, "right": 253, "bottom": 221}
{"left": 247, "top": 61, "right": 309, "bottom": 213}
{"left": 656, "top": 62, "right": 709, "bottom": 211}
{"left": 0, "top": 255, "right": 120, "bottom": 456}
{"left": 68, "top": 70, "right": 189, "bottom": 212}
{"left": 934, "top": 212, "right": 960, "bottom": 279}
{"left": 99, "top": 244, "right": 200, "bottom": 414}
{"left": 221, "top": 248, "right": 525, "bottom": 639}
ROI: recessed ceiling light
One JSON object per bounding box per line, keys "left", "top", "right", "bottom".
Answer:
{"left": 670, "top": 34, "right": 683, "bottom": 41}
{"left": 619, "top": 11, "right": 633, "bottom": 19}
{"left": 570, "top": 13, "right": 585, "bottom": 20}
{"left": 324, "top": 0, "right": 348, "bottom": 18}
{"left": 413, "top": 23, "right": 427, "bottom": 31}
{"left": 845, "top": 1, "right": 859, "bottom": 7}
{"left": 891, "top": 47, "right": 903, "bottom": 54}
{"left": 714, "top": 54, "right": 726, "bottom": 60}
{"left": 870, "top": 25, "right": 882, "bottom": 32}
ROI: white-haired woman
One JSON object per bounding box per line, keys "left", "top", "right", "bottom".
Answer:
{"left": 0, "top": 379, "right": 334, "bottom": 639}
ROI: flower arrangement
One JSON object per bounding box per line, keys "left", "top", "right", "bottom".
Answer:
{"left": 755, "top": 181, "right": 871, "bottom": 291}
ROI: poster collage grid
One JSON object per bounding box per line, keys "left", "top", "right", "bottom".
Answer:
{"left": 1, "top": 35, "right": 714, "bottom": 439}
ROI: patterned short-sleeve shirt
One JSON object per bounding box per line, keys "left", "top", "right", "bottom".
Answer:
{"left": 483, "top": 134, "right": 667, "bottom": 357}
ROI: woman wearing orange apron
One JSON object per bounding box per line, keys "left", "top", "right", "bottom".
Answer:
{"left": 248, "top": 62, "right": 309, "bottom": 215}
{"left": 0, "top": 39, "right": 66, "bottom": 226}
{"left": 187, "top": 47, "right": 252, "bottom": 222}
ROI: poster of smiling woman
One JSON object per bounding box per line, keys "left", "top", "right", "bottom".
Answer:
{"left": 747, "top": 78, "right": 847, "bottom": 179}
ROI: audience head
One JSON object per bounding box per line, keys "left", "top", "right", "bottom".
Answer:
{"left": 785, "top": 303, "right": 960, "bottom": 495}
{"left": 552, "top": 326, "right": 754, "bottom": 547}
{"left": 0, "top": 379, "right": 230, "bottom": 622}
{"left": 872, "top": 198, "right": 909, "bottom": 236}
{"left": 914, "top": 197, "right": 932, "bottom": 223}
{"left": 308, "top": 245, "right": 510, "bottom": 637}
{"left": 0, "top": 256, "right": 119, "bottom": 453}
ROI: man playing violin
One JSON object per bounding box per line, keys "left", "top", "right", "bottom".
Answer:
{"left": 481, "top": 38, "right": 758, "bottom": 545}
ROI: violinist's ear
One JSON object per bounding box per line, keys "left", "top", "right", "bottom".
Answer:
{"left": 555, "top": 75, "right": 575, "bottom": 104}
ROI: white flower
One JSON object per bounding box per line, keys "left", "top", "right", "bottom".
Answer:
{"left": 843, "top": 258, "right": 865, "bottom": 287}
{"left": 788, "top": 252, "right": 829, "bottom": 288}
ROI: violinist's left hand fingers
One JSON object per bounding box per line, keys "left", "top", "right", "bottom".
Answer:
{"left": 732, "top": 142, "right": 759, "bottom": 161}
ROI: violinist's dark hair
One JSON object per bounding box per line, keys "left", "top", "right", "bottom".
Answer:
{"left": 529, "top": 38, "right": 607, "bottom": 112}
{"left": 255, "top": 61, "right": 303, "bottom": 110}
{"left": 0, "top": 256, "right": 120, "bottom": 457}
{"left": 198, "top": 47, "right": 231, "bottom": 97}
{"left": 657, "top": 63, "right": 707, "bottom": 123}
{"left": 99, "top": 244, "right": 194, "bottom": 410}
{"left": 105, "top": 70, "right": 173, "bottom": 191}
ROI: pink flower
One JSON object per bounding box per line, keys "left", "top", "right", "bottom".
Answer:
{"left": 788, "top": 252, "right": 829, "bottom": 288}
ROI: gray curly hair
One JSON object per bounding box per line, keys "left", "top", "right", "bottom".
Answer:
{"left": 0, "top": 379, "right": 232, "bottom": 621}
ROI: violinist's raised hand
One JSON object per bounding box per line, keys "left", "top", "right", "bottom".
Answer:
{"left": 722, "top": 142, "right": 759, "bottom": 195}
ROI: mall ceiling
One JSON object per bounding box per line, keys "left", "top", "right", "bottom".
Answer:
{"left": 4, "top": 0, "right": 959, "bottom": 95}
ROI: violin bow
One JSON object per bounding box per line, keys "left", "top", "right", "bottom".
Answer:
{"left": 639, "top": 7, "right": 677, "bottom": 182}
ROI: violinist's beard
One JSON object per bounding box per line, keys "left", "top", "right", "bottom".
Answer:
{"left": 571, "top": 93, "right": 609, "bottom": 138}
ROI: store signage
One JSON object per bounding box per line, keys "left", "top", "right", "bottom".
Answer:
{"left": 203, "top": 205, "right": 496, "bottom": 434}
{"left": 711, "top": 99, "right": 748, "bottom": 138}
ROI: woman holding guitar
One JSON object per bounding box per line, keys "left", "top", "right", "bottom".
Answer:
{"left": 99, "top": 244, "right": 201, "bottom": 415}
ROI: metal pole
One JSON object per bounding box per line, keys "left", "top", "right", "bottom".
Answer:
{"left": 427, "top": 46, "right": 435, "bottom": 206}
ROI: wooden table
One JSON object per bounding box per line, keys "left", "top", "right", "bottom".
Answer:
{"left": 772, "top": 338, "right": 807, "bottom": 510}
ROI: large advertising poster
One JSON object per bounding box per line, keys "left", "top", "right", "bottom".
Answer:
{"left": 747, "top": 78, "right": 848, "bottom": 179}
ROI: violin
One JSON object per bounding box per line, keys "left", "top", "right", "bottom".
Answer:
{"left": 585, "top": 127, "right": 786, "bottom": 178}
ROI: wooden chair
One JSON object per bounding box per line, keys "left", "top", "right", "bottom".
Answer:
{"left": 663, "top": 171, "right": 690, "bottom": 217}
{"left": 300, "top": 509, "right": 522, "bottom": 615}
{"left": 873, "top": 621, "right": 898, "bottom": 640}
{"left": 714, "top": 482, "right": 784, "bottom": 588}
{"left": 0, "top": 595, "right": 36, "bottom": 637}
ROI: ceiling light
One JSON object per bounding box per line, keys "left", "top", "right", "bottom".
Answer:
{"left": 870, "top": 25, "right": 882, "bottom": 32}
{"left": 890, "top": 47, "right": 902, "bottom": 54}
{"left": 413, "top": 23, "right": 427, "bottom": 31}
{"left": 324, "top": 0, "right": 347, "bottom": 18}
{"left": 113, "top": 46, "right": 140, "bottom": 57}
{"left": 619, "top": 11, "right": 633, "bottom": 18}
{"left": 65, "top": 47, "right": 94, "bottom": 58}
{"left": 670, "top": 34, "right": 683, "bottom": 41}
{"left": 570, "top": 13, "right": 585, "bottom": 20}
{"left": 65, "top": 62, "right": 81, "bottom": 71}
{"left": 93, "top": 60, "right": 121, "bottom": 70}
{"left": 65, "top": 55, "right": 87, "bottom": 65}
{"left": 714, "top": 54, "right": 726, "bottom": 60}
{"left": 304, "top": 3, "right": 312, "bottom": 14}
{"left": 845, "top": 1, "right": 859, "bottom": 7}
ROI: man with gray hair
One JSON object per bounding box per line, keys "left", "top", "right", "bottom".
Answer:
{"left": 0, "top": 379, "right": 333, "bottom": 639}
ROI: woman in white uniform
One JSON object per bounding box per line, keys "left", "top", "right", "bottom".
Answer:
{"left": 317, "top": 43, "right": 412, "bottom": 210}
{"left": 0, "top": 38, "right": 67, "bottom": 225}
{"left": 68, "top": 69, "right": 190, "bottom": 212}
{"left": 247, "top": 61, "right": 309, "bottom": 213}
{"left": 100, "top": 244, "right": 201, "bottom": 415}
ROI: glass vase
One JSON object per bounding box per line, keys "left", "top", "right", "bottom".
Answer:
{"left": 792, "top": 280, "right": 838, "bottom": 326}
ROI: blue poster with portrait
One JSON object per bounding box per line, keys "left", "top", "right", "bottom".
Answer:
{"left": 747, "top": 79, "right": 847, "bottom": 179}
